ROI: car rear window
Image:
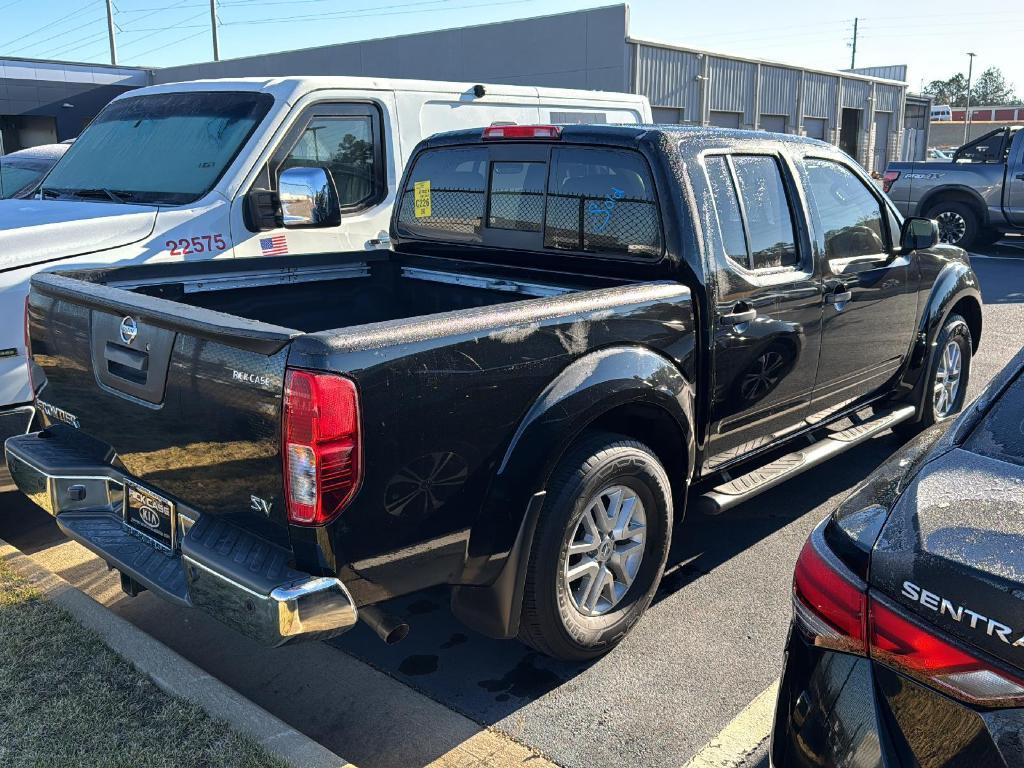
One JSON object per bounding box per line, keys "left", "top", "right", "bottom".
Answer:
{"left": 395, "top": 144, "right": 663, "bottom": 259}
{"left": 964, "top": 369, "right": 1024, "bottom": 466}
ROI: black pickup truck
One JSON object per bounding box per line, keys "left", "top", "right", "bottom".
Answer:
{"left": 6, "top": 124, "right": 983, "bottom": 661}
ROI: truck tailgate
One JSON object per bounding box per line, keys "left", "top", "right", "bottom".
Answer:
{"left": 26, "top": 273, "right": 299, "bottom": 544}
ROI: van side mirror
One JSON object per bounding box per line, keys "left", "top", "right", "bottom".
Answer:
{"left": 279, "top": 166, "right": 340, "bottom": 228}
{"left": 900, "top": 216, "right": 939, "bottom": 252}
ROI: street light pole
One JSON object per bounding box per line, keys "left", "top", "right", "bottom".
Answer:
{"left": 963, "top": 52, "right": 976, "bottom": 145}
{"left": 210, "top": 0, "right": 220, "bottom": 61}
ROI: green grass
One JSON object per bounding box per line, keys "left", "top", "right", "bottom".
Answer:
{"left": 0, "top": 557, "right": 289, "bottom": 768}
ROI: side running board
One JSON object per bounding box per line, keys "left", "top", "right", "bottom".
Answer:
{"left": 694, "top": 404, "right": 916, "bottom": 515}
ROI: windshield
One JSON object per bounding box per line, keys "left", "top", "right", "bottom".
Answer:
{"left": 0, "top": 158, "right": 51, "bottom": 199}
{"left": 40, "top": 91, "right": 273, "bottom": 206}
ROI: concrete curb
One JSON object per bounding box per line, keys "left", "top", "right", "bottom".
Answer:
{"left": 0, "top": 538, "right": 353, "bottom": 768}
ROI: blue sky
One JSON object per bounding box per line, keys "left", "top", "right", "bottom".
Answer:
{"left": 2, "top": 0, "right": 1021, "bottom": 95}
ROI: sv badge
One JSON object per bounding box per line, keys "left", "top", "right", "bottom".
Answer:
{"left": 250, "top": 494, "right": 272, "bottom": 516}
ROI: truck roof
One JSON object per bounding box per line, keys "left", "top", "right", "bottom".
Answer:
{"left": 111, "top": 76, "right": 652, "bottom": 109}
{"left": 417, "top": 123, "right": 834, "bottom": 152}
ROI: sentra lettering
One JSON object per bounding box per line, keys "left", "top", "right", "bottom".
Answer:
{"left": 902, "top": 580, "right": 1024, "bottom": 647}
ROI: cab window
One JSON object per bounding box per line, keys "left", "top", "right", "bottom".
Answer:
{"left": 281, "top": 114, "right": 378, "bottom": 210}
{"left": 802, "top": 159, "right": 887, "bottom": 259}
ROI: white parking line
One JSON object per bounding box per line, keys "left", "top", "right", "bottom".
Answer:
{"left": 682, "top": 680, "right": 779, "bottom": 768}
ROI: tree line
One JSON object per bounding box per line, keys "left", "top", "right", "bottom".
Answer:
{"left": 924, "top": 66, "right": 1018, "bottom": 106}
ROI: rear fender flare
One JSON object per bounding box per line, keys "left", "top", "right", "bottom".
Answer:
{"left": 918, "top": 186, "right": 989, "bottom": 226}
{"left": 450, "top": 345, "right": 695, "bottom": 639}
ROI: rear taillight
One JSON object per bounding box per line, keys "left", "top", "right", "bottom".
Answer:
{"left": 793, "top": 535, "right": 868, "bottom": 655}
{"left": 482, "top": 124, "right": 561, "bottom": 140}
{"left": 882, "top": 170, "right": 900, "bottom": 193}
{"left": 870, "top": 599, "right": 1024, "bottom": 706}
{"left": 794, "top": 529, "right": 1024, "bottom": 707}
{"left": 282, "top": 369, "right": 361, "bottom": 525}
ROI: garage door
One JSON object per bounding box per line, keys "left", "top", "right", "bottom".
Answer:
{"left": 804, "top": 117, "right": 828, "bottom": 141}
{"left": 710, "top": 111, "right": 742, "bottom": 129}
{"left": 761, "top": 114, "right": 787, "bottom": 134}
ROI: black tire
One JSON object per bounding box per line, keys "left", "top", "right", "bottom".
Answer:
{"left": 926, "top": 201, "right": 979, "bottom": 249}
{"left": 894, "top": 313, "right": 972, "bottom": 438}
{"left": 975, "top": 228, "right": 1004, "bottom": 248}
{"left": 518, "top": 432, "right": 672, "bottom": 661}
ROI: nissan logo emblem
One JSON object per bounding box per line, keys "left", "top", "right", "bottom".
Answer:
{"left": 138, "top": 505, "right": 161, "bottom": 530}
{"left": 119, "top": 316, "right": 138, "bottom": 345}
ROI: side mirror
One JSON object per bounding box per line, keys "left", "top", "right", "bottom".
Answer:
{"left": 900, "top": 216, "right": 939, "bottom": 252}
{"left": 279, "top": 166, "right": 340, "bottom": 228}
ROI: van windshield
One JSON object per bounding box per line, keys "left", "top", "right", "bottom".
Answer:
{"left": 40, "top": 91, "right": 273, "bottom": 206}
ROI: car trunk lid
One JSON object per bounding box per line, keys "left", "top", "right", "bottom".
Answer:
{"left": 871, "top": 447, "right": 1024, "bottom": 673}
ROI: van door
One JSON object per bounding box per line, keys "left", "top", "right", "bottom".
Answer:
{"left": 701, "top": 152, "right": 823, "bottom": 473}
{"left": 231, "top": 98, "right": 393, "bottom": 257}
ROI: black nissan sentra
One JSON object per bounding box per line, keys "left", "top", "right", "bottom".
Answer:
{"left": 772, "top": 346, "right": 1024, "bottom": 767}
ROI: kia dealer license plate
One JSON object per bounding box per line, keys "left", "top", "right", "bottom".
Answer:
{"left": 125, "top": 480, "right": 175, "bottom": 549}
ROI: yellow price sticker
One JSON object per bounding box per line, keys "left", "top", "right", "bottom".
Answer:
{"left": 414, "top": 180, "right": 432, "bottom": 218}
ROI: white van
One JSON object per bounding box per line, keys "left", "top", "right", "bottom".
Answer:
{"left": 0, "top": 76, "right": 651, "bottom": 440}
{"left": 930, "top": 104, "right": 952, "bottom": 121}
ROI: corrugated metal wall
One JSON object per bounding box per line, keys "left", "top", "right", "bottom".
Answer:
{"left": 760, "top": 66, "right": 799, "bottom": 123}
{"left": 632, "top": 44, "right": 702, "bottom": 120}
{"left": 629, "top": 41, "right": 909, "bottom": 172}
{"left": 709, "top": 56, "right": 756, "bottom": 122}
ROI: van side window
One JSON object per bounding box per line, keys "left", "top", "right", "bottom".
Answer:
{"left": 803, "top": 159, "right": 888, "bottom": 259}
{"left": 395, "top": 147, "right": 487, "bottom": 243}
{"left": 731, "top": 156, "right": 798, "bottom": 270}
{"left": 545, "top": 147, "right": 662, "bottom": 258}
{"left": 282, "top": 116, "right": 376, "bottom": 209}
{"left": 705, "top": 154, "right": 798, "bottom": 271}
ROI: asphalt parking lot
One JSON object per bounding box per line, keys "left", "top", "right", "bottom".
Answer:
{"left": 2, "top": 242, "right": 1022, "bottom": 768}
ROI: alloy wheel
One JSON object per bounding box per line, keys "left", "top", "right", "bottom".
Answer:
{"left": 561, "top": 484, "right": 647, "bottom": 617}
{"left": 933, "top": 339, "right": 962, "bottom": 418}
{"left": 935, "top": 211, "right": 967, "bottom": 245}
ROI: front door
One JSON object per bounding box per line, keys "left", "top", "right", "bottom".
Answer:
{"left": 702, "top": 153, "right": 823, "bottom": 472}
{"left": 799, "top": 156, "right": 916, "bottom": 419}
{"left": 1006, "top": 131, "right": 1024, "bottom": 227}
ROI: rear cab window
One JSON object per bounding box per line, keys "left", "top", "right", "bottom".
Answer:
{"left": 395, "top": 142, "right": 663, "bottom": 260}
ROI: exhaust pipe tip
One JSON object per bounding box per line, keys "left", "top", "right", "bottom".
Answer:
{"left": 360, "top": 604, "right": 409, "bottom": 645}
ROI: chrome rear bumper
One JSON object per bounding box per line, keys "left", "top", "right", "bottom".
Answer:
{"left": 5, "top": 431, "right": 357, "bottom": 647}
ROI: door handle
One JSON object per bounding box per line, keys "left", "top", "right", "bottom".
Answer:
{"left": 826, "top": 289, "right": 853, "bottom": 304}
{"left": 720, "top": 303, "right": 757, "bottom": 326}
{"left": 1016, "top": 172, "right": 1024, "bottom": 181}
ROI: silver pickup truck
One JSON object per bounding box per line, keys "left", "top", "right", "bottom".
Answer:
{"left": 884, "top": 125, "right": 1024, "bottom": 249}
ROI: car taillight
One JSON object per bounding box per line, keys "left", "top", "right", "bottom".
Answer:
{"left": 870, "top": 599, "right": 1024, "bottom": 706}
{"left": 282, "top": 369, "right": 361, "bottom": 525}
{"left": 482, "top": 124, "right": 561, "bottom": 140}
{"left": 794, "top": 528, "right": 1024, "bottom": 707}
{"left": 793, "top": 535, "right": 868, "bottom": 655}
{"left": 882, "top": 170, "right": 900, "bottom": 193}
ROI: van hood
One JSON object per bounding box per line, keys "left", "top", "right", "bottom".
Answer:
{"left": 0, "top": 198, "right": 158, "bottom": 272}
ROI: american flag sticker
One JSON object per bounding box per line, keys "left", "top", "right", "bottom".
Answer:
{"left": 259, "top": 234, "right": 288, "bottom": 256}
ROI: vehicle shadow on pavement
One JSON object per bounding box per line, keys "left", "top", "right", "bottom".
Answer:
{"left": 329, "top": 433, "right": 907, "bottom": 728}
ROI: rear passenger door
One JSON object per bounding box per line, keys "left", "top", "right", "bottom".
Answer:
{"left": 798, "top": 156, "right": 915, "bottom": 420}
{"left": 702, "top": 153, "right": 823, "bottom": 472}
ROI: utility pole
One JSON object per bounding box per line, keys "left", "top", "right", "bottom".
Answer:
{"left": 105, "top": 0, "right": 117, "bottom": 65}
{"left": 964, "top": 52, "right": 976, "bottom": 145}
{"left": 849, "top": 18, "right": 858, "bottom": 69}
{"left": 210, "top": 0, "right": 220, "bottom": 61}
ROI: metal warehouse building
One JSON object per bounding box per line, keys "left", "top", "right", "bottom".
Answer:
{"left": 1, "top": 4, "right": 925, "bottom": 172}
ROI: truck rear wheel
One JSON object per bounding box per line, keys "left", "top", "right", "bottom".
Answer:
{"left": 926, "top": 201, "right": 979, "bottom": 249}
{"left": 518, "top": 432, "right": 672, "bottom": 661}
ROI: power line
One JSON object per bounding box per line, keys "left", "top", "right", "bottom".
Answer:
{"left": 219, "top": 0, "right": 541, "bottom": 26}
{"left": 131, "top": 26, "right": 206, "bottom": 60}
{"left": 0, "top": 0, "right": 98, "bottom": 52}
